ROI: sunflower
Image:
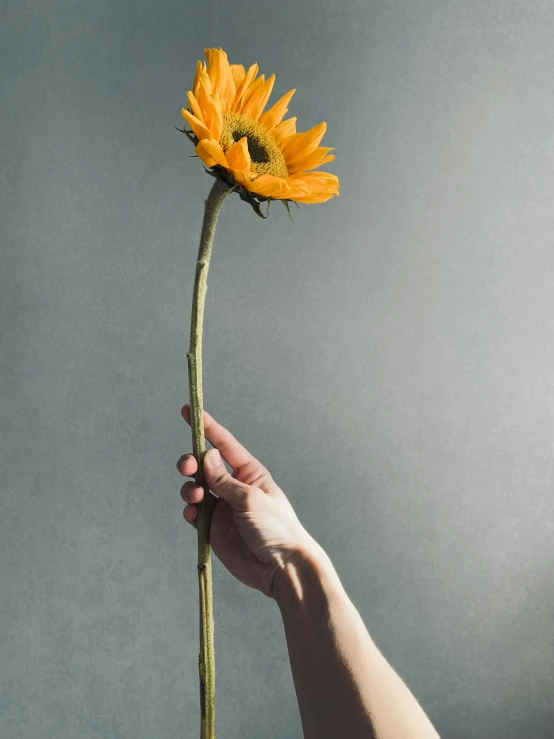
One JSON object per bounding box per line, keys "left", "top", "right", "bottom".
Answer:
{"left": 180, "top": 48, "right": 339, "bottom": 216}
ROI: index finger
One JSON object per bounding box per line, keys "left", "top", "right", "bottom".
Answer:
{"left": 181, "top": 404, "right": 259, "bottom": 473}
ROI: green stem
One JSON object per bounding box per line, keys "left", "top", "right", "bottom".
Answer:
{"left": 187, "top": 177, "right": 233, "bottom": 739}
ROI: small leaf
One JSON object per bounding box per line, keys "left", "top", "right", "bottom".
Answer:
{"left": 282, "top": 200, "right": 294, "bottom": 222}
{"left": 249, "top": 199, "right": 268, "bottom": 219}
{"left": 176, "top": 126, "right": 199, "bottom": 145}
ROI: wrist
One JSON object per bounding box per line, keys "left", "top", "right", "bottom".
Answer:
{"left": 270, "top": 535, "right": 343, "bottom": 612}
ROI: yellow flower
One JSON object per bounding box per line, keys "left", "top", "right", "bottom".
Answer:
{"left": 180, "top": 48, "right": 340, "bottom": 211}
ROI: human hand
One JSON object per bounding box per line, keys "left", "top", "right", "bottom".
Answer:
{"left": 177, "top": 404, "right": 320, "bottom": 600}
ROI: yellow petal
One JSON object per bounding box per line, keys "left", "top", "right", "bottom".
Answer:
{"left": 241, "top": 74, "right": 275, "bottom": 122}
{"left": 271, "top": 117, "right": 297, "bottom": 147}
{"left": 192, "top": 61, "right": 203, "bottom": 96}
{"left": 186, "top": 91, "right": 205, "bottom": 125}
{"left": 282, "top": 122, "right": 327, "bottom": 165}
{"left": 259, "top": 89, "right": 296, "bottom": 131}
{"left": 225, "top": 136, "right": 251, "bottom": 174}
{"left": 193, "top": 62, "right": 211, "bottom": 97}
{"left": 292, "top": 191, "right": 337, "bottom": 204}
{"left": 204, "top": 48, "right": 235, "bottom": 110}
{"left": 283, "top": 178, "right": 311, "bottom": 199}
{"left": 181, "top": 109, "right": 213, "bottom": 141}
{"left": 195, "top": 76, "right": 212, "bottom": 114}
{"left": 236, "top": 74, "right": 265, "bottom": 114}
{"left": 232, "top": 63, "right": 259, "bottom": 112}
{"left": 230, "top": 64, "right": 245, "bottom": 88}
{"left": 244, "top": 174, "right": 291, "bottom": 199}
{"left": 195, "top": 79, "right": 223, "bottom": 141}
{"left": 195, "top": 139, "right": 230, "bottom": 170}
{"left": 288, "top": 171, "right": 339, "bottom": 188}
{"left": 209, "top": 93, "right": 223, "bottom": 141}
{"left": 230, "top": 169, "right": 251, "bottom": 187}
{"left": 287, "top": 146, "right": 335, "bottom": 175}
{"left": 287, "top": 171, "right": 340, "bottom": 203}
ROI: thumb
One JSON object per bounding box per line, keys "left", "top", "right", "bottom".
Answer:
{"left": 203, "top": 448, "right": 253, "bottom": 511}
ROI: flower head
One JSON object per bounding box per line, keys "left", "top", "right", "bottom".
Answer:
{"left": 180, "top": 48, "right": 340, "bottom": 218}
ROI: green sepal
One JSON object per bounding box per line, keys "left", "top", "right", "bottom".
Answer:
{"left": 281, "top": 199, "right": 294, "bottom": 222}
{"left": 176, "top": 125, "right": 199, "bottom": 146}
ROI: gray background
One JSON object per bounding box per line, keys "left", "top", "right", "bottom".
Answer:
{"left": 2, "top": 1, "right": 553, "bottom": 737}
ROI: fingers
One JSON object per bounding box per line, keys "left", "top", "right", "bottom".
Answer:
{"left": 176, "top": 453, "right": 197, "bottom": 476}
{"left": 180, "top": 479, "right": 218, "bottom": 507}
{"left": 202, "top": 448, "right": 256, "bottom": 511}
{"left": 180, "top": 480, "right": 203, "bottom": 504}
{"left": 178, "top": 450, "right": 254, "bottom": 513}
{"left": 181, "top": 404, "right": 259, "bottom": 473}
{"left": 182, "top": 482, "right": 217, "bottom": 530}
{"left": 183, "top": 504, "right": 198, "bottom": 528}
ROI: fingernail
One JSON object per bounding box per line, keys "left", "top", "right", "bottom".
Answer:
{"left": 206, "top": 449, "right": 221, "bottom": 468}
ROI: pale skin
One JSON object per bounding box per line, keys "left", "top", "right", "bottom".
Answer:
{"left": 178, "top": 404, "right": 441, "bottom": 739}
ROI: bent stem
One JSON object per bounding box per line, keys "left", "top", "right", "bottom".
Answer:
{"left": 187, "top": 177, "right": 233, "bottom": 739}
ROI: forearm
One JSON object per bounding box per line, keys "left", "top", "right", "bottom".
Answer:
{"left": 273, "top": 542, "right": 441, "bottom": 739}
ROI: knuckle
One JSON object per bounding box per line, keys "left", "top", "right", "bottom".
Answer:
{"left": 233, "top": 460, "right": 273, "bottom": 488}
{"left": 251, "top": 469, "right": 273, "bottom": 492}
{"left": 180, "top": 481, "right": 196, "bottom": 499}
{"left": 260, "top": 468, "right": 274, "bottom": 485}
{"left": 235, "top": 483, "right": 249, "bottom": 498}
{"left": 212, "top": 469, "right": 230, "bottom": 487}
{"left": 177, "top": 454, "right": 193, "bottom": 473}
{"left": 238, "top": 485, "right": 255, "bottom": 505}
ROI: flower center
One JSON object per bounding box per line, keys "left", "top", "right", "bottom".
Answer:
{"left": 220, "top": 112, "right": 288, "bottom": 179}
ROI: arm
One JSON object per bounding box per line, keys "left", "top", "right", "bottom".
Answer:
{"left": 178, "top": 405, "right": 441, "bottom": 738}
{"left": 272, "top": 541, "right": 441, "bottom": 739}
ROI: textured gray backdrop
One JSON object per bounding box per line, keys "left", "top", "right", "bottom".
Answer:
{"left": 2, "top": 1, "right": 554, "bottom": 738}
